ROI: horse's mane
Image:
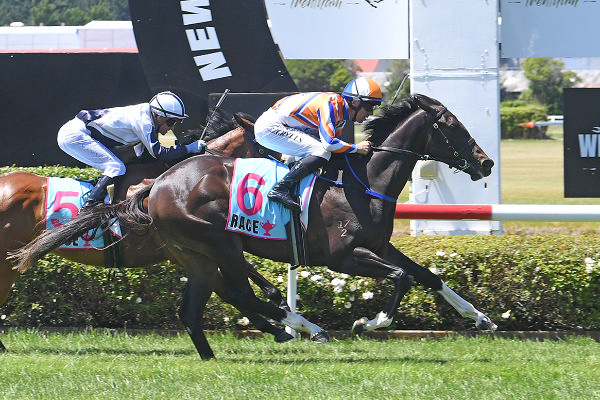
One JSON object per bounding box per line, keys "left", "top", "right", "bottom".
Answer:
{"left": 180, "top": 97, "right": 421, "bottom": 150}
{"left": 178, "top": 108, "right": 256, "bottom": 145}
{"left": 362, "top": 96, "right": 419, "bottom": 147}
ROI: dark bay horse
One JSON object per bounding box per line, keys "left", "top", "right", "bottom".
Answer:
{"left": 0, "top": 111, "right": 296, "bottom": 353}
{"left": 13, "top": 94, "right": 497, "bottom": 359}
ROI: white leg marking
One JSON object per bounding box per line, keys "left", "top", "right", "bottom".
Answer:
{"left": 282, "top": 311, "right": 324, "bottom": 335}
{"left": 363, "top": 311, "right": 393, "bottom": 331}
{"left": 437, "top": 281, "right": 485, "bottom": 322}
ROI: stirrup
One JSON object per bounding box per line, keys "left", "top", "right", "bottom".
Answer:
{"left": 268, "top": 190, "right": 301, "bottom": 212}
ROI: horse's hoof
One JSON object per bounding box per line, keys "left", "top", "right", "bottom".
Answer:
{"left": 274, "top": 331, "right": 296, "bottom": 343}
{"left": 476, "top": 315, "right": 498, "bottom": 331}
{"left": 278, "top": 300, "right": 292, "bottom": 312}
{"left": 310, "top": 330, "right": 331, "bottom": 343}
{"left": 351, "top": 317, "right": 368, "bottom": 336}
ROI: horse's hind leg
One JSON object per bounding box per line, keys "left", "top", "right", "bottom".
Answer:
{"left": 247, "top": 262, "right": 291, "bottom": 311}
{"left": 215, "top": 245, "right": 330, "bottom": 342}
{"left": 0, "top": 258, "right": 20, "bottom": 352}
{"left": 174, "top": 253, "right": 219, "bottom": 360}
{"left": 214, "top": 272, "right": 294, "bottom": 343}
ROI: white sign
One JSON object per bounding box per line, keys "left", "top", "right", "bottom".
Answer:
{"left": 501, "top": 0, "right": 600, "bottom": 58}
{"left": 409, "top": 0, "right": 501, "bottom": 236}
{"left": 264, "top": 0, "right": 409, "bottom": 59}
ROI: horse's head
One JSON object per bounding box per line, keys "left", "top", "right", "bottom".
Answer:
{"left": 411, "top": 94, "right": 494, "bottom": 181}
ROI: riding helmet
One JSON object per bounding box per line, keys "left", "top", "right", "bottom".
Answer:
{"left": 342, "top": 77, "right": 384, "bottom": 103}
{"left": 149, "top": 91, "right": 189, "bottom": 119}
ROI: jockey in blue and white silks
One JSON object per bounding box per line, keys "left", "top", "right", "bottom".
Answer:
{"left": 254, "top": 77, "right": 384, "bottom": 212}
{"left": 57, "top": 91, "right": 206, "bottom": 208}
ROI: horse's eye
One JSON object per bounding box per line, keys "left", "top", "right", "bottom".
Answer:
{"left": 446, "top": 120, "right": 461, "bottom": 130}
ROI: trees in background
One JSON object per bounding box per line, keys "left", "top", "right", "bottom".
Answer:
{"left": 500, "top": 58, "right": 580, "bottom": 139}
{"left": 519, "top": 58, "right": 580, "bottom": 116}
{"left": 1, "top": 0, "right": 129, "bottom": 26}
{"left": 284, "top": 59, "right": 409, "bottom": 101}
{"left": 284, "top": 60, "right": 355, "bottom": 92}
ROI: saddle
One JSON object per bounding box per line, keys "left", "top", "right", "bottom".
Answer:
{"left": 226, "top": 158, "right": 313, "bottom": 267}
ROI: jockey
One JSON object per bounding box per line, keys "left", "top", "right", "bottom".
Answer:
{"left": 254, "top": 76, "right": 383, "bottom": 212}
{"left": 57, "top": 91, "right": 206, "bottom": 209}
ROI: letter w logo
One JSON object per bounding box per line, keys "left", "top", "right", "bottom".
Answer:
{"left": 578, "top": 134, "right": 598, "bottom": 157}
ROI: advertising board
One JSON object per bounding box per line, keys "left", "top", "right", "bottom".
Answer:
{"left": 564, "top": 88, "right": 600, "bottom": 197}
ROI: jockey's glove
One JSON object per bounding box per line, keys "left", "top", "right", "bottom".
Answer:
{"left": 185, "top": 139, "right": 207, "bottom": 154}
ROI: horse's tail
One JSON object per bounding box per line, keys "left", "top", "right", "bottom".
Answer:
{"left": 10, "top": 182, "right": 155, "bottom": 273}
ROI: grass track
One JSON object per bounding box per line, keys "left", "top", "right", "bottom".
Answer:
{"left": 1, "top": 330, "right": 600, "bottom": 400}
{"left": 2, "top": 135, "right": 600, "bottom": 398}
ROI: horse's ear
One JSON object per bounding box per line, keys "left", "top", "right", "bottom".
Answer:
{"left": 234, "top": 112, "right": 256, "bottom": 130}
{"left": 412, "top": 93, "right": 439, "bottom": 115}
{"left": 412, "top": 93, "right": 428, "bottom": 109}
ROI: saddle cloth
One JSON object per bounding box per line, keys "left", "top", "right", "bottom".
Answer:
{"left": 226, "top": 158, "right": 317, "bottom": 240}
{"left": 45, "top": 177, "right": 122, "bottom": 249}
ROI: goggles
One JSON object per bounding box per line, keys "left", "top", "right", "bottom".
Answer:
{"left": 165, "top": 117, "right": 182, "bottom": 127}
{"left": 362, "top": 101, "right": 380, "bottom": 113}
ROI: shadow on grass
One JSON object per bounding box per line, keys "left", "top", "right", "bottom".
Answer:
{"left": 5, "top": 344, "right": 494, "bottom": 365}
{"left": 6, "top": 347, "right": 197, "bottom": 357}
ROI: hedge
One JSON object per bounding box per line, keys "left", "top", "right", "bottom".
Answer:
{"left": 2, "top": 234, "right": 600, "bottom": 332}
{"left": 500, "top": 100, "right": 548, "bottom": 139}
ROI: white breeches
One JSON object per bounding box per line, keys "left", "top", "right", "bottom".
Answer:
{"left": 254, "top": 108, "right": 331, "bottom": 161}
{"left": 57, "top": 117, "right": 125, "bottom": 178}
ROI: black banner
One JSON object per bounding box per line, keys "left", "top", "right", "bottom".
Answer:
{"left": 0, "top": 52, "right": 151, "bottom": 166}
{"left": 564, "top": 88, "right": 600, "bottom": 197}
{"left": 129, "top": 0, "right": 298, "bottom": 130}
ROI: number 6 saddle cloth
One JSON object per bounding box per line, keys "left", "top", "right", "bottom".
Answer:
{"left": 45, "top": 177, "right": 122, "bottom": 249}
{"left": 226, "top": 158, "right": 317, "bottom": 240}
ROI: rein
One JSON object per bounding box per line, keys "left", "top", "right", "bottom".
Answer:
{"left": 344, "top": 155, "right": 397, "bottom": 202}
{"left": 316, "top": 155, "right": 397, "bottom": 203}
{"left": 205, "top": 148, "right": 226, "bottom": 157}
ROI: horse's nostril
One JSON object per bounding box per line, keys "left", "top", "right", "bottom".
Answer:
{"left": 482, "top": 159, "right": 494, "bottom": 169}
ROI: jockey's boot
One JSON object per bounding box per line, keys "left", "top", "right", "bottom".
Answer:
{"left": 268, "top": 155, "right": 327, "bottom": 212}
{"left": 81, "top": 174, "right": 114, "bottom": 210}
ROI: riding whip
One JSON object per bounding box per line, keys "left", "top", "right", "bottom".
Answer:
{"left": 390, "top": 74, "right": 409, "bottom": 105}
{"left": 200, "top": 88, "right": 230, "bottom": 141}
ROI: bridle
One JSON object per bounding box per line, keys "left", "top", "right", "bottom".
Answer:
{"left": 325, "top": 100, "right": 480, "bottom": 203}
{"left": 371, "top": 103, "right": 475, "bottom": 172}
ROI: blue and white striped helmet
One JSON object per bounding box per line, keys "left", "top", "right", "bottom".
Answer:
{"left": 149, "top": 91, "right": 189, "bottom": 119}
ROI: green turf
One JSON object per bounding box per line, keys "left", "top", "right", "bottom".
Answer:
{"left": 1, "top": 330, "right": 599, "bottom": 400}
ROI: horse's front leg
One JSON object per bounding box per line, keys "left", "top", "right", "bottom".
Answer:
{"left": 383, "top": 243, "right": 497, "bottom": 331}
{"left": 337, "top": 247, "right": 411, "bottom": 334}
